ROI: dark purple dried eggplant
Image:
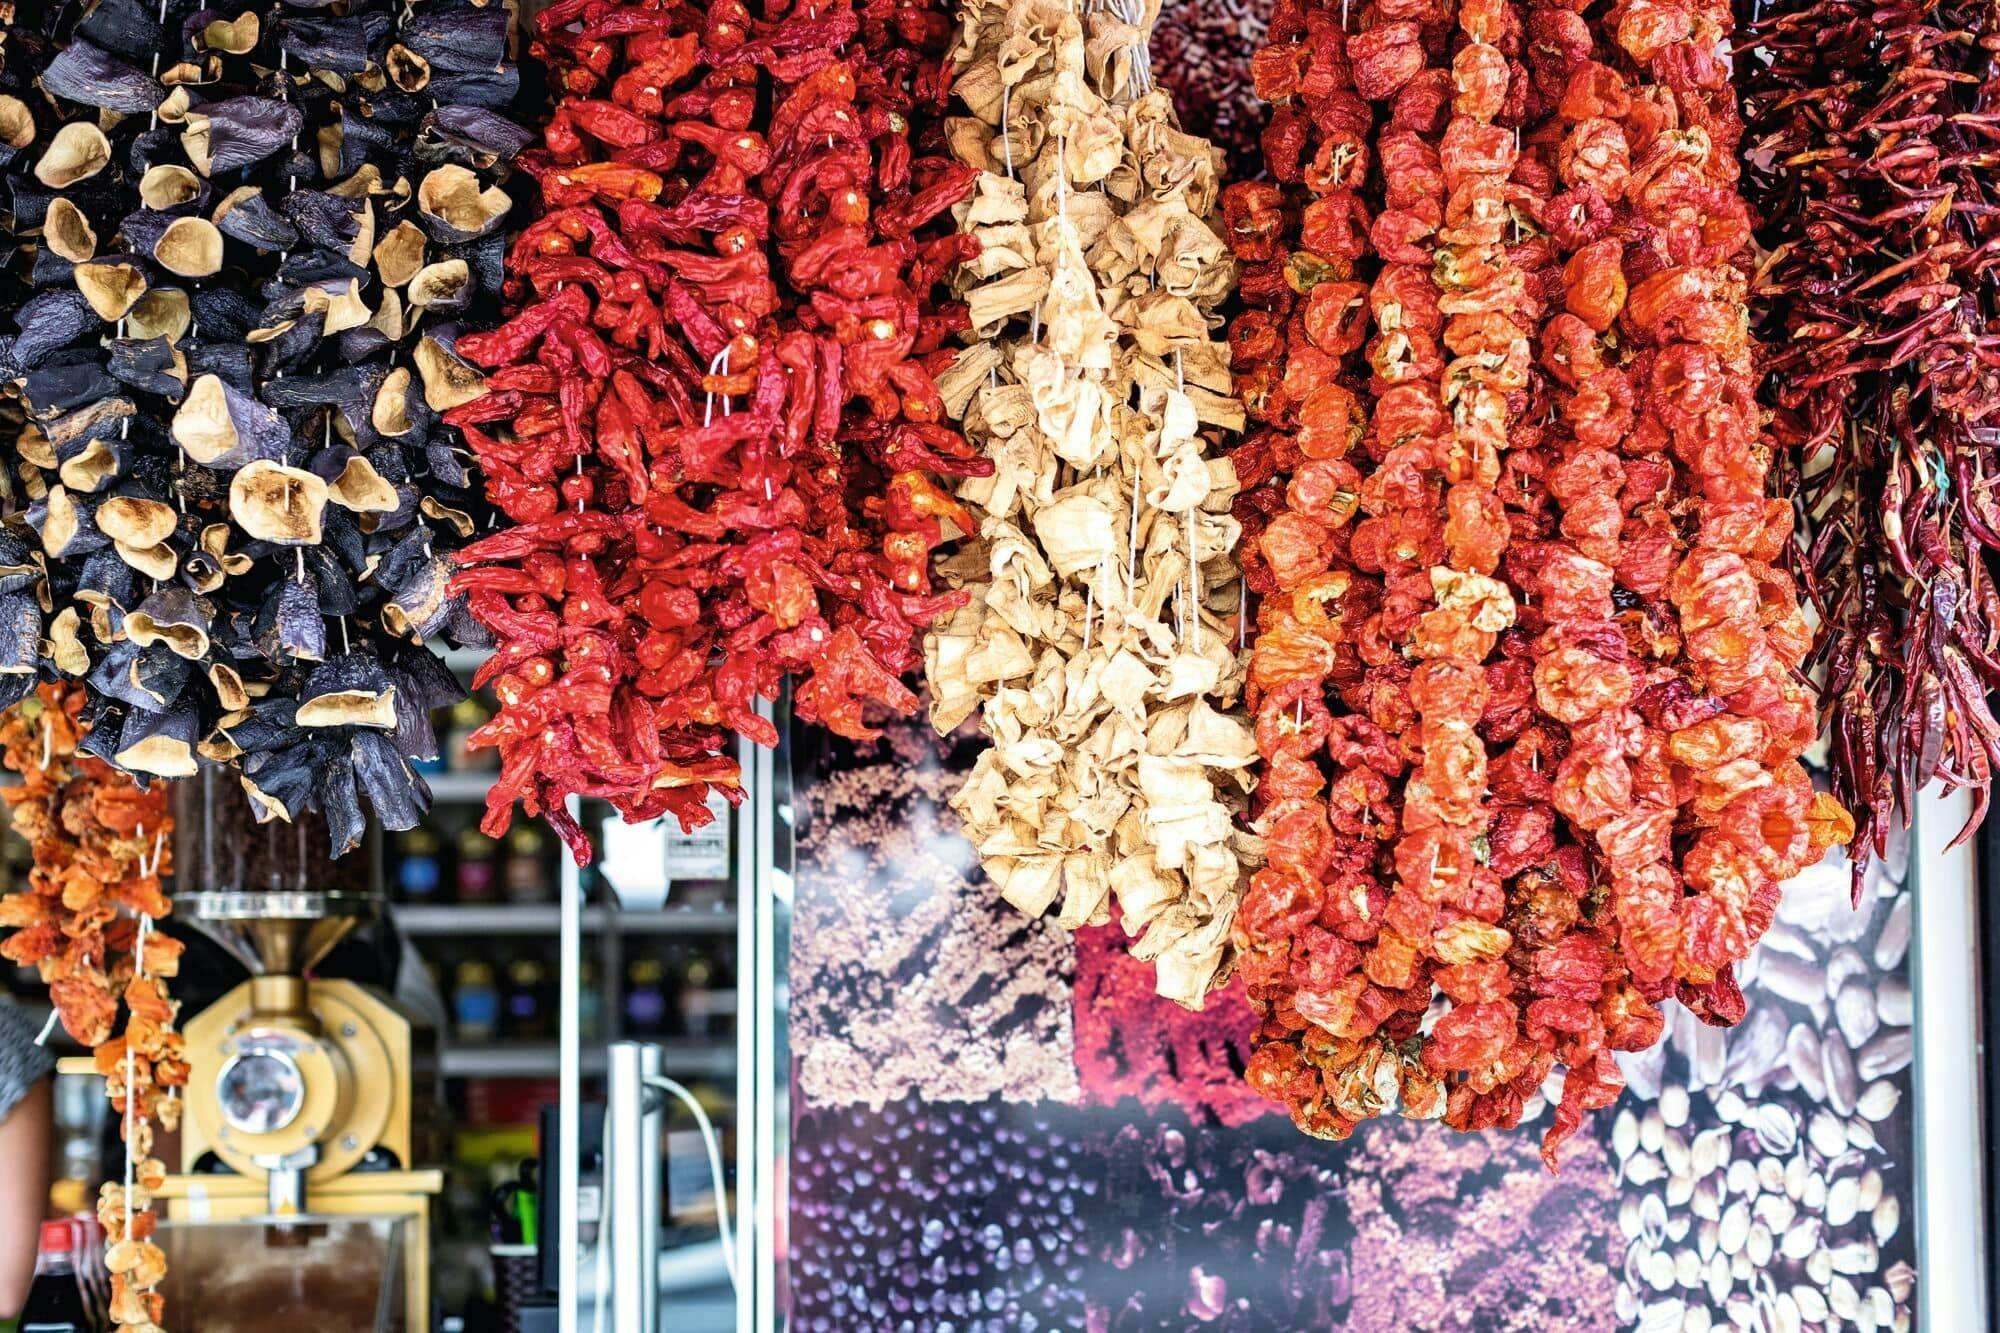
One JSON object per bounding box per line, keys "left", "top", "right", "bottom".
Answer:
{"left": 258, "top": 576, "right": 327, "bottom": 663}
{"left": 212, "top": 185, "right": 298, "bottom": 250}
{"left": 29, "top": 487, "right": 112, "bottom": 560}
{"left": 115, "top": 701, "right": 201, "bottom": 778}
{"left": 171, "top": 374, "right": 288, "bottom": 470}
{"left": 277, "top": 15, "right": 393, "bottom": 74}
{"left": 7, "top": 289, "right": 97, "bottom": 371}
{"left": 186, "top": 97, "right": 304, "bottom": 175}
{"left": 40, "top": 41, "right": 165, "bottom": 115}
{"left": 399, "top": 5, "right": 510, "bottom": 73}
{"left": 107, "top": 336, "right": 187, "bottom": 399}
{"left": 0, "top": 596, "right": 38, "bottom": 677}
{"left": 418, "top": 107, "right": 533, "bottom": 169}
{"left": 76, "top": 0, "right": 166, "bottom": 56}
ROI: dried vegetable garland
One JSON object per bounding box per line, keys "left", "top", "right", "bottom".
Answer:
{"left": 925, "top": 0, "right": 1258, "bottom": 1007}
{"left": 1224, "top": 0, "right": 1850, "bottom": 1160}
{"left": 0, "top": 686, "right": 180, "bottom": 1331}
{"left": 1736, "top": 0, "right": 2000, "bottom": 880}
{"left": 0, "top": 0, "right": 513, "bottom": 853}
{"left": 452, "top": 0, "right": 987, "bottom": 861}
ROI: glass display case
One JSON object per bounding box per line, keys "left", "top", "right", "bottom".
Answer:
{"left": 154, "top": 1215, "right": 408, "bottom": 1332}
{"left": 458, "top": 693, "right": 1990, "bottom": 1332}
{"left": 746, "top": 710, "right": 1989, "bottom": 1333}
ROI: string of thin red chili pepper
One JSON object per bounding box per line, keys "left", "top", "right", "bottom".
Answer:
{"left": 1738, "top": 0, "right": 2000, "bottom": 887}
{"left": 448, "top": 0, "right": 982, "bottom": 859}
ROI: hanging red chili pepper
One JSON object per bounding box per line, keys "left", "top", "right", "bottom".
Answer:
{"left": 1736, "top": 0, "right": 2000, "bottom": 888}
{"left": 453, "top": 0, "right": 984, "bottom": 860}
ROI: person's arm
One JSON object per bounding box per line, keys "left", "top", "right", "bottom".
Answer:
{"left": 0, "top": 1073, "right": 51, "bottom": 1318}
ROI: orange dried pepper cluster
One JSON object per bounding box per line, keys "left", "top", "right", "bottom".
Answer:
{"left": 1226, "top": 0, "right": 1850, "bottom": 1164}
{"left": 0, "top": 685, "right": 180, "bottom": 1328}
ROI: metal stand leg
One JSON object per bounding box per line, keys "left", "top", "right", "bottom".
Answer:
{"left": 560, "top": 798, "right": 583, "bottom": 1333}
{"left": 608, "top": 1042, "right": 663, "bottom": 1333}
{"left": 1913, "top": 784, "right": 1988, "bottom": 1330}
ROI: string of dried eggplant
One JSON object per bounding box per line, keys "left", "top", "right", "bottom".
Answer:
{"left": 4, "top": 1, "right": 513, "bottom": 854}
{"left": 929, "top": 0, "right": 1258, "bottom": 1008}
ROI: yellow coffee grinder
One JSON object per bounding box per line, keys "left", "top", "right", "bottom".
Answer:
{"left": 155, "top": 887, "right": 443, "bottom": 1330}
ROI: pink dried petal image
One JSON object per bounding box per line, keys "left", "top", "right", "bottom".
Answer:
{"left": 1073, "top": 919, "right": 1272, "bottom": 1128}
{"left": 1339, "top": 1121, "right": 1621, "bottom": 1332}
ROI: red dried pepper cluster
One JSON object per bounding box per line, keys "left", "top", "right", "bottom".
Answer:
{"left": 450, "top": 0, "right": 983, "bottom": 858}
{"left": 1737, "top": 0, "right": 2000, "bottom": 882}
{"left": 1225, "top": 0, "right": 1850, "bottom": 1163}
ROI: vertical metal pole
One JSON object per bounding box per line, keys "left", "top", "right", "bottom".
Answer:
{"left": 1914, "top": 784, "right": 1989, "bottom": 1331}
{"left": 639, "top": 1041, "right": 664, "bottom": 1282}
{"left": 733, "top": 727, "right": 758, "bottom": 1333}
{"left": 560, "top": 798, "right": 583, "bottom": 1333}
{"left": 753, "top": 701, "right": 778, "bottom": 1324}
{"left": 608, "top": 1042, "right": 661, "bottom": 1333}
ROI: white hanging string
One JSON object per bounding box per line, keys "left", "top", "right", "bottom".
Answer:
{"left": 1000, "top": 83, "right": 1015, "bottom": 179}
{"left": 123, "top": 912, "right": 155, "bottom": 1241}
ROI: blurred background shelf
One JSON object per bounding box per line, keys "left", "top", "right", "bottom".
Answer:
{"left": 395, "top": 904, "right": 740, "bottom": 935}
{"left": 440, "top": 1041, "right": 735, "bottom": 1080}
{"left": 423, "top": 771, "right": 502, "bottom": 803}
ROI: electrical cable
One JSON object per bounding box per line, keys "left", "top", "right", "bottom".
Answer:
{"left": 646, "top": 1074, "right": 739, "bottom": 1289}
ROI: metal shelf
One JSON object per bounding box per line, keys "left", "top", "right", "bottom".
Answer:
{"left": 421, "top": 771, "right": 499, "bottom": 803}
{"left": 440, "top": 1041, "right": 734, "bottom": 1080}
{"left": 394, "top": 903, "right": 739, "bottom": 935}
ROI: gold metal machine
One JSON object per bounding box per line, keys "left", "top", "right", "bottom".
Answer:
{"left": 157, "top": 889, "right": 442, "bottom": 1331}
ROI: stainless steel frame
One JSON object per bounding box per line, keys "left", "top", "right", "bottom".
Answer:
{"left": 608, "top": 1041, "right": 665, "bottom": 1331}
{"left": 1914, "top": 784, "right": 1988, "bottom": 1330}
{"left": 736, "top": 701, "right": 783, "bottom": 1332}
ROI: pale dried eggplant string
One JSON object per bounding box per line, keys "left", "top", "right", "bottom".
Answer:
{"left": 927, "top": 0, "right": 1255, "bottom": 1006}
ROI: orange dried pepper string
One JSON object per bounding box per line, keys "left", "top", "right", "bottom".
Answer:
{"left": 0, "top": 685, "right": 180, "bottom": 1330}
{"left": 1401, "top": 0, "right": 1538, "bottom": 1119}
{"left": 1225, "top": 0, "right": 1444, "bottom": 1140}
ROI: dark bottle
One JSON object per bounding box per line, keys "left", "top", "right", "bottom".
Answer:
{"left": 502, "top": 824, "right": 552, "bottom": 904}
{"left": 396, "top": 826, "right": 447, "bottom": 904}
{"left": 579, "top": 959, "right": 604, "bottom": 1042}
{"left": 453, "top": 961, "right": 500, "bottom": 1044}
{"left": 679, "top": 951, "right": 718, "bottom": 1038}
{"left": 20, "top": 1219, "right": 94, "bottom": 1332}
{"left": 454, "top": 827, "right": 500, "bottom": 904}
{"left": 622, "top": 959, "right": 669, "bottom": 1038}
{"left": 503, "top": 957, "right": 552, "bottom": 1039}
{"left": 445, "top": 697, "right": 498, "bottom": 773}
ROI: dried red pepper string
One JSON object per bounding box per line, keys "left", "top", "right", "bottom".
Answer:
{"left": 451, "top": 0, "right": 982, "bottom": 859}
{"left": 0, "top": 686, "right": 180, "bottom": 1327}
{"left": 1403, "top": 0, "right": 1538, "bottom": 1124}
{"left": 1737, "top": 0, "right": 2000, "bottom": 885}
{"left": 1228, "top": 0, "right": 1851, "bottom": 1164}
{"left": 1227, "top": 0, "right": 1447, "bottom": 1142}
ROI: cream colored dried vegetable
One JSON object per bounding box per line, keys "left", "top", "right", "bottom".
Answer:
{"left": 926, "top": 0, "right": 1255, "bottom": 1007}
